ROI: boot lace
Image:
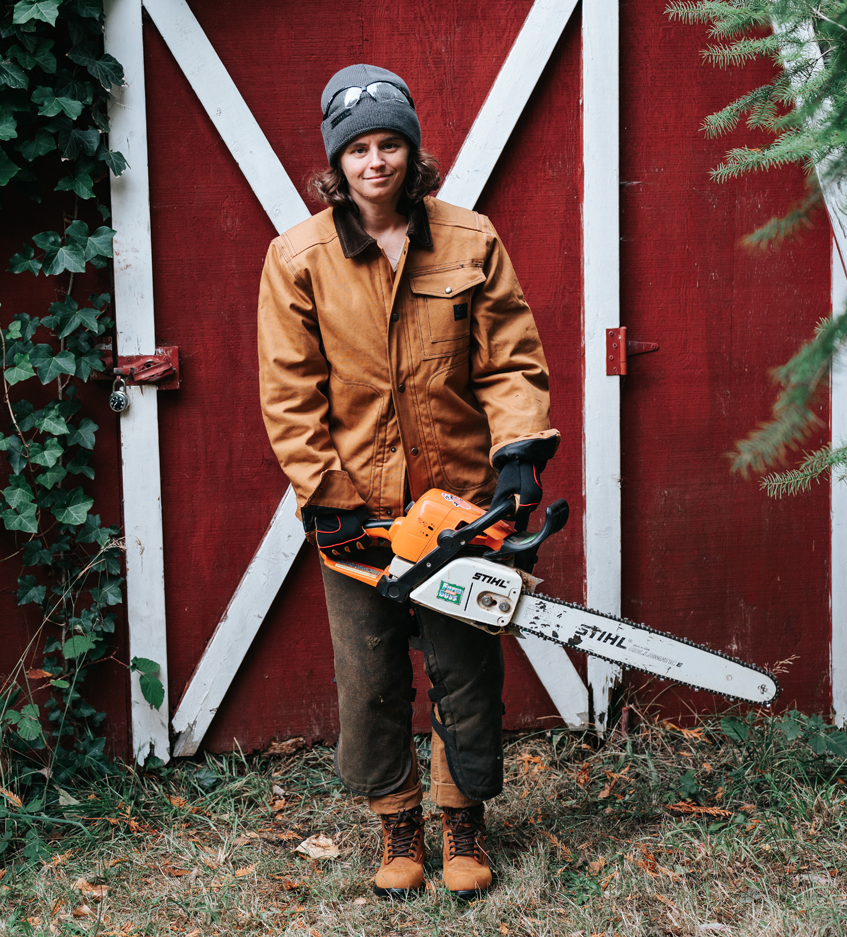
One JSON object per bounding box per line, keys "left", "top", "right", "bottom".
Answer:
{"left": 383, "top": 807, "right": 423, "bottom": 860}
{"left": 444, "top": 806, "right": 485, "bottom": 859}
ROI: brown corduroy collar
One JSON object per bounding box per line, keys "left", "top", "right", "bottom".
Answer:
{"left": 333, "top": 200, "right": 434, "bottom": 259}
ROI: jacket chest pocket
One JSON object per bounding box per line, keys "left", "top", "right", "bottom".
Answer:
{"left": 409, "top": 264, "right": 486, "bottom": 359}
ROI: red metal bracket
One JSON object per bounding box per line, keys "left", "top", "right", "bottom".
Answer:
{"left": 606, "top": 327, "right": 658, "bottom": 376}
{"left": 97, "top": 345, "right": 180, "bottom": 389}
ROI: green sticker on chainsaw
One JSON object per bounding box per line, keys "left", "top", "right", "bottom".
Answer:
{"left": 437, "top": 581, "right": 464, "bottom": 605}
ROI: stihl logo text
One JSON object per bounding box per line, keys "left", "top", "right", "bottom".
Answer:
{"left": 575, "top": 623, "right": 626, "bottom": 648}
{"left": 472, "top": 572, "right": 509, "bottom": 589}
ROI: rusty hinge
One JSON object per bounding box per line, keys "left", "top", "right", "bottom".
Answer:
{"left": 97, "top": 345, "right": 180, "bottom": 389}
{"left": 606, "top": 327, "right": 658, "bottom": 376}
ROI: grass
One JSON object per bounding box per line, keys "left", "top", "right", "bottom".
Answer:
{"left": 1, "top": 709, "right": 846, "bottom": 936}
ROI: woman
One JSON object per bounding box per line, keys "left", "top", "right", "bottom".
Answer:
{"left": 258, "top": 64, "right": 559, "bottom": 899}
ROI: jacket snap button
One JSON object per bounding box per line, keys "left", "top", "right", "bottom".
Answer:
{"left": 445, "top": 286, "right": 452, "bottom": 294}
{"left": 390, "top": 312, "right": 399, "bottom": 321}
{"left": 398, "top": 383, "right": 406, "bottom": 392}
{"left": 390, "top": 446, "right": 397, "bottom": 453}
{"left": 410, "top": 447, "right": 419, "bottom": 456}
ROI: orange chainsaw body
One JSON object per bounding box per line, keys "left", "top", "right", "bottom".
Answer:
{"left": 320, "top": 488, "right": 514, "bottom": 586}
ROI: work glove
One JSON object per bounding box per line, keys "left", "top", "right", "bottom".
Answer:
{"left": 303, "top": 505, "right": 369, "bottom": 552}
{"left": 491, "top": 436, "right": 559, "bottom": 532}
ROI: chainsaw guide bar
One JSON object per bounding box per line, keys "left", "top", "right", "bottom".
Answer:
{"left": 513, "top": 590, "right": 781, "bottom": 706}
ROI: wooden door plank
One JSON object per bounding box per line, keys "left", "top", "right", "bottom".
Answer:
{"left": 172, "top": 487, "right": 302, "bottom": 755}
{"left": 519, "top": 634, "right": 588, "bottom": 726}
{"left": 582, "top": 0, "right": 621, "bottom": 732}
{"left": 142, "top": 0, "right": 309, "bottom": 234}
{"left": 438, "top": 0, "right": 579, "bottom": 209}
{"left": 832, "top": 241, "right": 847, "bottom": 726}
{"left": 104, "top": 0, "right": 170, "bottom": 763}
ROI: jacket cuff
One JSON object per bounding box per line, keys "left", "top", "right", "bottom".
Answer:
{"left": 300, "top": 469, "right": 367, "bottom": 514}
{"left": 490, "top": 429, "right": 560, "bottom": 470}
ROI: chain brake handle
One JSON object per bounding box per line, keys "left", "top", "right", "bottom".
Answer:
{"left": 483, "top": 498, "right": 569, "bottom": 560}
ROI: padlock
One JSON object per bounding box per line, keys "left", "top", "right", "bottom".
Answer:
{"left": 109, "top": 376, "right": 130, "bottom": 413}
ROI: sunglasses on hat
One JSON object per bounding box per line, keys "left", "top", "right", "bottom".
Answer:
{"left": 323, "top": 81, "right": 415, "bottom": 121}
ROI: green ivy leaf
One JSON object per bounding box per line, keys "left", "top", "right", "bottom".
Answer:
{"left": 2, "top": 502, "right": 38, "bottom": 534}
{"left": 86, "top": 54, "right": 123, "bottom": 90}
{"left": 0, "top": 434, "right": 28, "bottom": 474}
{"left": 76, "top": 513, "right": 109, "bottom": 546}
{"left": 62, "top": 634, "right": 95, "bottom": 660}
{"left": 29, "top": 436, "right": 63, "bottom": 468}
{"left": 0, "top": 149, "right": 21, "bottom": 185}
{"left": 38, "top": 404, "right": 69, "bottom": 435}
{"left": 31, "top": 86, "right": 84, "bottom": 120}
{"left": 131, "top": 656, "right": 160, "bottom": 675}
{"left": 0, "top": 108, "right": 17, "bottom": 141}
{"left": 54, "top": 169, "right": 93, "bottom": 200}
{"left": 75, "top": 347, "right": 105, "bottom": 380}
{"left": 73, "top": 0, "right": 101, "bottom": 19}
{"left": 58, "top": 125, "right": 100, "bottom": 159}
{"left": 7, "top": 245, "right": 42, "bottom": 275}
{"left": 22, "top": 540, "right": 52, "bottom": 566}
{"left": 66, "top": 417, "right": 97, "bottom": 449}
{"left": 824, "top": 730, "right": 847, "bottom": 758}
{"left": 5, "top": 352, "right": 36, "bottom": 384}
{"left": 102, "top": 148, "right": 126, "bottom": 176}
{"left": 19, "top": 126, "right": 56, "bottom": 161}
{"left": 36, "top": 348, "right": 76, "bottom": 383}
{"left": 0, "top": 61, "right": 29, "bottom": 90}
{"left": 66, "top": 449, "right": 94, "bottom": 479}
{"left": 32, "top": 230, "right": 60, "bottom": 250}
{"left": 5, "top": 320, "right": 23, "bottom": 340}
{"left": 91, "top": 577, "right": 122, "bottom": 606}
{"left": 36, "top": 463, "right": 66, "bottom": 490}
{"left": 2, "top": 475, "right": 34, "bottom": 510}
{"left": 139, "top": 674, "right": 165, "bottom": 710}
{"left": 17, "top": 575, "right": 46, "bottom": 605}
{"left": 10, "top": 37, "right": 57, "bottom": 73}
{"left": 13, "top": 1, "right": 62, "bottom": 27}
{"left": 85, "top": 225, "right": 115, "bottom": 259}
{"left": 41, "top": 241, "right": 86, "bottom": 277}
{"left": 52, "top": 486, "right": 93, "bottom": 525}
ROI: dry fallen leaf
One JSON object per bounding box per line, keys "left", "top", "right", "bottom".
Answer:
{"left": 588, "top": 856, "right": 606, "bottom": 875}
{"left": 270, "top": 799, "right": 288, "bottom": 811}
{"left": 161, "top": 863, "right": 190, "bottom": 877}
{"left": 295, "top": 834, "right": 340, "bottom": 859}
{"left": 72, "top": 904, "right": 94, "bottom": 918}
{"left": 168, "top": 795, "right": 188, "bottom": 809}
{"left": 352, "top": 897, "right": 368, "bottom": 906}
{"left": 266, "top": 737, "right": 306, "bottom": 756}
{"left": 272, "top": 784, "right": 287, "bottom": 798}
{"left": 0, "top": 789, "right": 22, "bottom": 809}
{"left": 234, "top": 863, "right": 258, "bottom": 878}
{"left": 27, "top": 668, "right": 52, "bottom": 680}
{"left": 694, "top": 925, "right": 731, "bottom": 935}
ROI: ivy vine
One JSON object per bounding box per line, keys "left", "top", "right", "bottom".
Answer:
{"left": 0, "top": 0, "right": 162, "bottom": 860}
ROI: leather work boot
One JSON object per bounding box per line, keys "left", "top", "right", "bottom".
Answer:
{"left": 441, "top": 804, "right": 492, "bottom": 898}
{"left": 372, "top": 806, "right": 426, "bottom": 899}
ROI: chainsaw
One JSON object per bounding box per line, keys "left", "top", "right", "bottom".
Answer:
{"left": 320, "top": 489, "right": 780, "bottom": 706}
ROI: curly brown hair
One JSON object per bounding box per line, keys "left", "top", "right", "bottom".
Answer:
{"left": 308, "top": 147, "right": 441, "bottom": 212}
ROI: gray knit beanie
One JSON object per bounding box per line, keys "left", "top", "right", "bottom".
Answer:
{"left": 320, "top": 64, "right": 421, "bottom": 165}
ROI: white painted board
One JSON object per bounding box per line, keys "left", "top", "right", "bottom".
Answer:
{"left": 104, "top": 0, "right": 170, "bottom": 763}
{"left": 832, "top": 240, "right": 847, "bottom": 726}
{"left": 582, "top": 0, "right": 622, "bottom": 732}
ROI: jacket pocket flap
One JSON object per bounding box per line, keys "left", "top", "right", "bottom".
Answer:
{"left": 409, "top": 267, "right": 486, "bottom": 298}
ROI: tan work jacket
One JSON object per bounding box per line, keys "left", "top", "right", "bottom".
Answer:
{"left": 258, "top": 197, "right": 559, "bottom": 521}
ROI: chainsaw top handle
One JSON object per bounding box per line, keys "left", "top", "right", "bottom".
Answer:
{"left": 375, "top": 495, "right": 567, "bottom": 603}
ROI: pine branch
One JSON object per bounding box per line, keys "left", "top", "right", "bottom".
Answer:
{"left": 732, "top": 309, "right": 847, "bottom": 475}
{"left": 741, "top": 177, "right": 823, "bottom": 248}
{"left": 760, "top": 444, "right": 847, "bottom": 496}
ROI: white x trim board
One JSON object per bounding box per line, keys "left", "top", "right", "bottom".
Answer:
{"left": 107, "top": 0, "right": 622, "bottom": 759}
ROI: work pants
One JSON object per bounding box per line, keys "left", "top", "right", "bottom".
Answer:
{"left": 320, "top": 549, "right": 505, "bottom": 814}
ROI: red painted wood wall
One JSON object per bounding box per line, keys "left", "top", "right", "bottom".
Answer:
{"left": 0, "top": 0, "right": 832, "bottom": 759}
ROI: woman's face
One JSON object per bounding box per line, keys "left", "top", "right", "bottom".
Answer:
{"left": 338, "top": 131, "right": 410, "bottom": 212}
